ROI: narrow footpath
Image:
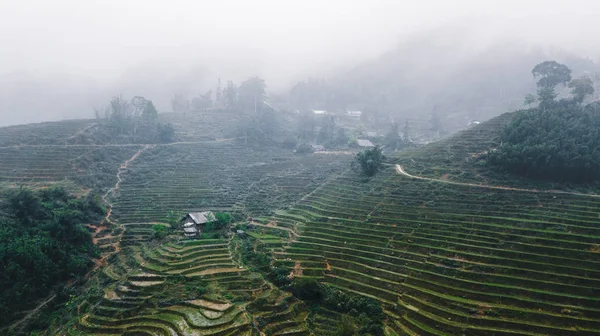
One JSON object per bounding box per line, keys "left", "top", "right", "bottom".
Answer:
{"left": 395, "top": 164, "right": 600, "bottom": 198}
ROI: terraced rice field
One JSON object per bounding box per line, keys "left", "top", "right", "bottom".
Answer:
{"left": 270, "top": 150, "right": 600, "bottom": 334}
{"left": 400, "top": 113, "right": 514, "bottom": 185}
{"left": 109, "top": 143, "right": 349, "bottom": 225}
{"left": 7, "top": 111, "right": 599, "bottom": 335}
{"left": 70, "top": 238, "right": 309, "bottom": 335}
{"left": 0, "top": 119, "right": 95, "bottom": 147}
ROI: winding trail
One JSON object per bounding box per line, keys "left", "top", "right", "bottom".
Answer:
{"left": 249, "top": 221, "right": 299, "bottom": 237}
{"left": 4, "top": 294, "right": 57, "bottom": 334}
{"left": 1, "top": 145, "right": 154, "bottom": 334}
{"left": 91, "top": 145, "right": 153, "bottom": 270}
{"left": 395, "top": 164, "right": 600, "bottom": 198}
{"left": 65, "top": 123, "right": 98, "bottom": 143}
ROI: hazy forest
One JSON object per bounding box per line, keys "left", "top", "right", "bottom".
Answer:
{"left": 2, "top": 1, "right": 600, "bottom": 335}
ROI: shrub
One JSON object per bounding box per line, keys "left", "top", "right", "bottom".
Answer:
{"left": 152, "top": 224, "right": 169, "bottom": 240}
{"left": 352, "top": 145, "right": 386, "bottom": 176}
{"left": 290, "top": 278, "right": 323, "bottom": 301}
{"left": 296, "top": 143, "right": 314, "bottom": 154}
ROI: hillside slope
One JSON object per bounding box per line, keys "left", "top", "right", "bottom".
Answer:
{"left": 263, "top": 116, "right": 600, "bottom": 335}
{"left": 4, "top": 113, "right": 600, "bottom": 335}
{"left": 0, "top": 112, "right": 351, "bottom": 334}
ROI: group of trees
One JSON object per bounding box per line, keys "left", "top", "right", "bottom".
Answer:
{"left": 290, "top": 278, "right": 385, "bottom": 335}
{"left": 488, "top": 61, "right": 600, "bottom": 182}
{"left": 0, "top": 187, "right": 105, "bottom": 327}
{"left": 528, "top": 60, "right": 596, "bottom": 107}
{"left": 96, "top": 95, "right": 175, "bottom": 143}
{"left": 353, "top": 145, "right": 386, "bottom": 177}
{"left": 384, "top": 121, "right": 412, "bottom": 150}
{"left": 229, "top": 77, "right": 284, "bottom": 144}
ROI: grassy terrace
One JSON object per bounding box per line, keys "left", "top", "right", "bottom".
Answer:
{"left": 70, "top": 238, "right": 309, "bottom": 335}
{"left": 109, "top": 142, "right": 349, "bottom": 225}
{"left": 0, "top": 119, "right": 94, "bottom": 147}
{"left": 271, "top": 156, "right": 600, "bottom": 334}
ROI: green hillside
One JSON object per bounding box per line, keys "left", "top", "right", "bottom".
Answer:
{"left": 2, "top": 110, "right": 600, "bottom": 335}
{"left": 265, "top": 115, "right": 600, "bottom": 335}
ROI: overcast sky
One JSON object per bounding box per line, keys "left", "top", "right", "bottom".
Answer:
{"left": 0, "top": 0, "right": 599, "bottom": 125}
{"left": 1, "top": 0, "right": 599, "bottom": 85}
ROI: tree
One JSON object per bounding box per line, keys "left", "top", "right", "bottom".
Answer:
{"left": 191, "top": 90, "right": 213, "bottom": 110}
{"left": 142, "top": 100, "right": 159, "bottom": 120}
{"left": 214, "top": 212, "right": 233, "bottom": 229}
{"left": 297, "top": 112, "right": 316, "bottom": 140}
{"left": 223, "top": 81, "right": 237, "bottom": 109}
{"left": 152, "top": 224, "right": 169, "bottom": 240}
{"left": 532, "top": 61, "right": 572, "bottom": 104}
{"left": 96, "top": 95, "right": 175, "bottom": 143}
{"left": 157, "top": 122, "right": 175, "bottom": 143}
{"left": 171, "top": 93, "right": 188, "bottom": 113}
{"left": 353, "top": 145, "right": 386, "bottom": 177}
{"left": 568, "top": 76, "right": 595, "bottom": 103}
{"left": 430, "top": 106, "right": 444, "bottom": 136}
{"left": 402, "top": 120, "right": 411, "bottom": 145}
{"left": 291, "top": 278, "right": 323, "bottom": 301}
{"left": 488, "top": 100, "right": 600, "bottom": 182}
{"left": 317, "top": 116, "right": 336, "bottom": 144}
{"left": 335, "top": 316, "right": 357, "bottom": 336}
{"left": 0, "top": 187, "right": 104, "bottom": 327}
{"left": 523, "top": 93, "right": 537, "bottom": 108}
{"left": 384, "top": 122, "right": 401, "bottom": 150}
{"left": 237, "top": 77, "right": 266, "bottom": 111}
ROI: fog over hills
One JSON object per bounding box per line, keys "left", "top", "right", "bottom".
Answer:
{"left": 1, "top": 0, "right": 600, "bottom": 126}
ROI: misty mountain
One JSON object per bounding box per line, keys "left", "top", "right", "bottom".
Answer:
{"left": 295, "top": 29, "right": 600, "bottom": 132}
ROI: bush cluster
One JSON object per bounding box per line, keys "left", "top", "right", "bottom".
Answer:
{"left": 488, "top": 101, "right": 600, "bottom": 182}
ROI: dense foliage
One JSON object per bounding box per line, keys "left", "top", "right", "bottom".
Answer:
{"left": 352, "top": 145, "right": 386, "bottom": 176}
{"left": 488, "top": 101, "right": 600, "bottom": 182}
{"left": 290, "top": 279, "right": 385, "bottom": 335}
{"left": 0, "top": 187, "right": 105, "bottom": 327}
{"left": 487, "top": 61, "right": 600, "bottom": 182}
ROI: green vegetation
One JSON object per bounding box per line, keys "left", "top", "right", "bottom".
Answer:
{"left": 152, "top": 224, "right": 169, "bottom": 240}
{"left": 0, "top": 186, "right": 104, "bottom": 326}
{"left": 531, "top": 60, "right": 572, "bottom": 105}
{"left": 93, "top": 95, "right": 176, "bottom": 144}
{"left": 488, "top": 101, "right": 600, "bottom": 182}
{"left": 487, "top": 61, "right": 600, "bottom": 182}
{"left": 6, "top": 81, "right": 600, "bottom": 335}
{"left": 352, "top": 145, "right": 386, "bottom": 176}
{"left": 290, "top": 279, "right": 384, "bottom": 335}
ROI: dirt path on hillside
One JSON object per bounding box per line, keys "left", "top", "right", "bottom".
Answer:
{"left": 91, "top": 145, "right": 153, "bottom": 271}
{"left": 4, "top": 294, "right": 57, "bottom": 334}
{"left": 65, "top": 123, "right": 98, "bottom": 143}
{"left": 249, "top": 221, "right": 299, "bottom": 237}
{"left": 395, "top": 164, "right": 600, "bottom": 198}
{"left": 1, "top": 146, "right": 154, "bottom": 334}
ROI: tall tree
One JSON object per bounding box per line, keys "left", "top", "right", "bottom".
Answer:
{"left": 237, "top": 77, "right": 266, "bottom": 111}
{"left": 403, "top": 120, "right": 411, "bottom": 144}
{"left": 191, "top": 90, "right": 213, "bottom": 110}
{"left": 523, "top": 93, "right": 537, "bottom": 108}
{"left": 353, "top": 145, "right": 386, "bottom": 177}
{"left": 223, "top": 81, "right": 237, "bottom": 109}
{"left": 532, "top": 61, "right": 572, "bottom": 104}
{"left": 385, "top": 122, "right": 400, "bottom": 150}
{"left": 171, "top": 93, "right": 188, "bottom": 113}
{"left": 568, "top": 76, "right": 595, "bottom": 103}
{"left": 430, "top": 106, "right": 443, "bottom": 136}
